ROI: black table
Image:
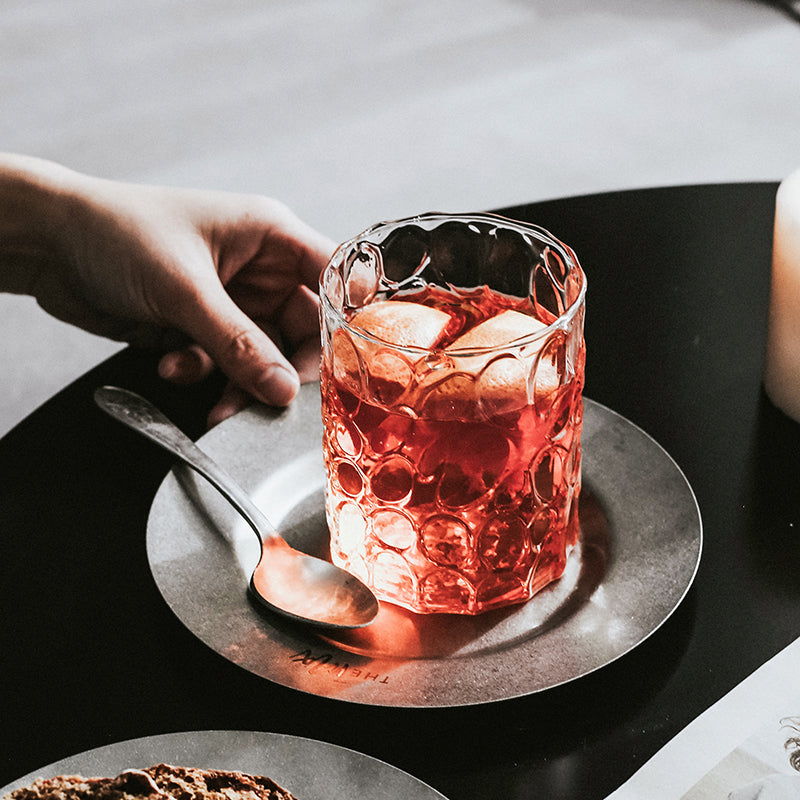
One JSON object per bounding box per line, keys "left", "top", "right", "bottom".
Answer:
{"left": 2, "top": 183, "right": 799, "bottom": 800}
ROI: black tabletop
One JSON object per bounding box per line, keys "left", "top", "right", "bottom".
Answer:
{"left": 2, "top": 183, "right": 799, "bottom": 800}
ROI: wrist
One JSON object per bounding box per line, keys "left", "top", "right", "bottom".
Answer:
{"left": 0, "top": 153, "right": 87, "bottom": 294}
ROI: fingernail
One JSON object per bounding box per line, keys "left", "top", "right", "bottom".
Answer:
{"left": 259, "top": 364, "right": 299, "bottom": 406}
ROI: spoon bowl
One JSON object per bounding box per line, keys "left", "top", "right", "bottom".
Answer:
{"left": 94, "top": 385, "right": 379, "bottom": 630}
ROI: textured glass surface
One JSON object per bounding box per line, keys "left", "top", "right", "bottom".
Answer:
{"left": 320, "top": 213, "right": 586, "bottom": 614}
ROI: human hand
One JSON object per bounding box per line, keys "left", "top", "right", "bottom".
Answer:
{"left": 1, "top": 155, "right": 335, "bottom": 426}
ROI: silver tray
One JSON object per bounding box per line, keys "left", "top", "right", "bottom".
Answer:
{"left": 0, "top": 730, "right": 446, "bottom": 799}
{"left": 146, "top": 382, "right": 702, "bottom": 707}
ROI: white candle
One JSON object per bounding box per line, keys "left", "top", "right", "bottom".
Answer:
{"left": 764, "top": 170, "right": 800, "bottom": 422}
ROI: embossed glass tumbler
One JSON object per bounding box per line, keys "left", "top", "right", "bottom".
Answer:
{"left": 319, "top": 213, "right": 587, "bottom": 614}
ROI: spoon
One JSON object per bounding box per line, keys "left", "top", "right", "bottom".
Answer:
{"left": 94, "top": 385, "right": 379, "bottom": 630}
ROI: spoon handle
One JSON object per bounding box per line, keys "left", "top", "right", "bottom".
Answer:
{"left": 94, "top": 385, "right": 278, "bottom": 544}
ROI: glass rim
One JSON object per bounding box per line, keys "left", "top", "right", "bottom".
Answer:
{"left": 320, "top": 211, "right": 587, "bottom": 356}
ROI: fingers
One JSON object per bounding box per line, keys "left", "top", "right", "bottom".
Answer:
{"left": 153, "top": 193, "right": 333, "bottom": 420}
{"left": 277, "top": 284, "right": 321, "bottom": 350}
{"left": 179, "top": 282, "right": 301, "bottom": 408}
{"left": 294, "top": 222, "right": 337, "bottom": 290}
{"left": 158, "top": 344, "right": 215, "bottom": 384}
{"left": 206, "top": 383, "right": 253, "bottom": 428}
{"left": 161, "top": 306, "right": 321, "bottom": 427}
{"left": 290, "top": 338, "right": 322, "bottom": 384}
{"left": 217, "top": 325, "right": 301, "bottom": 406}
{"left": 259, "top": 201, "right": 337, "bottom": 290}
{"left": 161, "top": 335, "right": 320, "bottom": 427}
{"left": 158, "top": 338, "right": 298, "bottom": 428}
{"left": 162, "top": 278, "right": 322, "bottom": 410}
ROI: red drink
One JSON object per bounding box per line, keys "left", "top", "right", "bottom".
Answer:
{"left": 320, "top": 280, "right": 585, "bottom": 615}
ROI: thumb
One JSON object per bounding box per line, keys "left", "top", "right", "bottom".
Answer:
{"left": 182, "top": 289, "right": 300, "bottom": 407}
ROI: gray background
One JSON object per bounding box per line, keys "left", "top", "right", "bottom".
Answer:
{"left": 2, "top": 0, "right": 799, "bottom": 436}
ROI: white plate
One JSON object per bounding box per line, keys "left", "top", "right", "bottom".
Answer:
{"left": 0, "top": 730, "right": 446, "bottom": 799}
{"left": 145, "top": 383, "right": 701, "bottom": 707}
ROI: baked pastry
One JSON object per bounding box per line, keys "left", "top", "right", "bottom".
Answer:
{"left": 3, "top": 763, "right": 297, "bottom": 800}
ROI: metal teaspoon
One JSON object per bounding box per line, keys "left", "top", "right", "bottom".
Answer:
{"left": 94, "top": 385, "right": 379, "bottom": 630}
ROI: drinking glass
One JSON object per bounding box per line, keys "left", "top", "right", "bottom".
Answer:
{"left": 319, "top": 213, "right": 587, "bottom": 614}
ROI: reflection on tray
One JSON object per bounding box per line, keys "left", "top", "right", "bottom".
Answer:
{"left": 290, "top": 486, "right": 610, "bottom": 660}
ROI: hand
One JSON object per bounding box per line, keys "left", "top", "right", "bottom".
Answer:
{"left": 1, "top": 155, "right": 336, "bottom": 426}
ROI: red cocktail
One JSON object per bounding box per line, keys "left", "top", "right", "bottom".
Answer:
{"left": 320, "top": 214, "right": 586, "bottom": 614}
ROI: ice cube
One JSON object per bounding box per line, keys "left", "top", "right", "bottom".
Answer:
{"left": 331, "top": 301, "right": 451, "bottom": 404}
{"left": 349, "top": 300, "right": 451, "bottom": 349}
{"left": 448, "top": 309, "right": 547, "bottom": 351}
{"left": 429, "top": 310, "right": 559, "bottom": 413}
